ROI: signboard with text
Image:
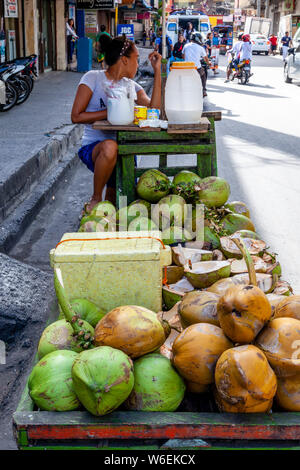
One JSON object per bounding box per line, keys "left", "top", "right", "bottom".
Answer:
{"left": 76, "top": 0, "right": 114, "bottom": 10}
{"left": 117, "top": 24, "right": 134, "bottom": 41}
{"left": 4, "top": 0, "right": 18, "bottom": 18}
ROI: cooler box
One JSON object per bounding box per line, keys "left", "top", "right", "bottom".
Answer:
{"left": 77, "top": 37, "right": 92, "bottom": 72}
{"left": 50, "top": 231, "right": 172, "bottom": 313}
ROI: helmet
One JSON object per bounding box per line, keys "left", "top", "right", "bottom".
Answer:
{"left": 191, "top": 32, "right": 202, "bottom": 45}
{"left": 242, "top": 34, "right": 250, "bottom": 42}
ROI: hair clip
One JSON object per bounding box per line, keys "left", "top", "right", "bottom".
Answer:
{"left": 120, "top": 39, "right": 130, "bottom": 57}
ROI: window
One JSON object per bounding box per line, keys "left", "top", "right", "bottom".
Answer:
{"left": 200, "top": 23, "right": 209, "bottom": 32}
{"left": 168, "top": 23, "right": 177, "bottom": 32}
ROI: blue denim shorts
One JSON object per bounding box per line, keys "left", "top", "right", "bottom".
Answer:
{"left": 78, "top": 140, "right": 116, "bottom": 188}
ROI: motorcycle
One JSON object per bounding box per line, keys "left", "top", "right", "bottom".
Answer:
{"left": 227, "top": 52, "right": 252, "bottom": 85}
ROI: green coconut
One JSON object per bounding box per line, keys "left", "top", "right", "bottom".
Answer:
{"left": 125, "top": 353, "right": 185, "bottom": 411}
{"left": 225, "top": 201, "right": 250, "bottom": 219}
{"left": 203, "top": 226, "right": 221, "bottom": 249}
{"left": 90, "top": 201, "right": 116, "bottom": 219}
{"left": 128, "top": 199, "right": 152, "bottom": 217}
{"left": 152, "top": 194, "right": 186, "bottom": 230}
{"left": 172, "top": 171, "right": 202, "bottom": 198}
{"left": 136, "top": 169, "right": 170, "bottom": 203}
{"left": 70, "top": 299, "right": 106, "bottom": 327}
{"left": 37, "top": 319, "right": 94, "bottom": 359}
{"left": 71, "top": 346, "right": 134, "bottom": 416}
{"left": 161, "top": 226, "right": 193, "bottom": 245}
{"left": 28, "top": 350, "right": 80, "bottom": 411}
{"left": 127, "top": 216, "right": 158, "bottom": 232}
{"left": 184, "top": 260, "right": 231, "bottom": 289}
{"left": 220, "top": 213, "right": 255, "bottom": 235}
{"left": 195, "top": 177, "right": 230, "bottom": 208}
{"left": 80, "top": 214, "right": 102, "bottom": 227}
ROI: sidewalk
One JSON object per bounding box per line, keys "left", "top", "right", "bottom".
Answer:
{"left": 0, "top": 70, "right": 84, "bottom": 226}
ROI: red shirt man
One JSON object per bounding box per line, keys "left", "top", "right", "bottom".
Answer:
{"left": 269, "top": 35, "right": 278, "bottom": 55}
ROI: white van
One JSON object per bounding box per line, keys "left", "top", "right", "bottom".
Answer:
{"left": 167, "top": 10, "right": 211, "bottom": 45}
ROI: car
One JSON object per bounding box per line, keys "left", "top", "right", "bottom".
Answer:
{"left": 250, "top": 34, "right": 270, "bottom": 55}
{"left": 284, "top": 28, "right": 300, "bottom": 83}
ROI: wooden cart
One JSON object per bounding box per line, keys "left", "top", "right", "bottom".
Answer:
{"left": 13, "top": 381, "right": 300, "bottom": 450}
{"left": 92, "top": 111, "right": 221, "bottom": 208}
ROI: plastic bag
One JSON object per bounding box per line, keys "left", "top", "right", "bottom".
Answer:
{"left": 102, "top": 76, "right": 136, "bottom": 125}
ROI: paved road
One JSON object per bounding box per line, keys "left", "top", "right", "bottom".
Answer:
{"left": 209, "top": 53, "right": 300, "bottom": 293}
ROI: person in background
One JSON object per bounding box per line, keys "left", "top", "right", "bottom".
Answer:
{"left": 151, "top": 30, "right": 156, "bottom": 48}
{"left": 184, "top": 22, "right": 195, "bottom": 43}
{"left": 183, "top": 32, "right": 210, "bottom": 97}
{"left": 66, "top": 19, "right": 79, "bottom": 67}
{"left": 224, "top": 32, "right": 243, "bottom": 82}
{"left": 268, "top": 34, "right": 278, "bottom": 55}
{"left": 173, "top": 33, "right": 185, "bottom": 60}
{"left": 155, "top": 27, "right": 173, "bottom": 58}
{"left": 142, "top": 30, "right": 147, "bottom": 47}
{"left": 71, "top": 36, "right": 161, "bottom": 212}
{"left": 96, "top": 25, "right": 111, "bottom": 69}
{"left": 211, "top": 31, "right": 220, "bottom": 75}
{"left": 205, "top": 32, "right": 213, "bottom": 57}
{"left": 281, "top": 31, "right": 292, "bottom": 61}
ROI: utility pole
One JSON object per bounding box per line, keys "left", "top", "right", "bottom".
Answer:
{"left": 257, "top": 0, "right": 261, "bottom": 17}
{"left": 161, "top": 0, "right": 167, "bottom": 120}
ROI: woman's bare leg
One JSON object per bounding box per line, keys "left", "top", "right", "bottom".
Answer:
{"left": 85, "top": 139, "right": 118, "bottom": 213}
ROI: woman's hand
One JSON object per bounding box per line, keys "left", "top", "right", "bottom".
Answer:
{"left": 148, "top": 51, "right": 161, "bottom": 73}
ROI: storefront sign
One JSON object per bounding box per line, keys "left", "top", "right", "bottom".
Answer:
{"left": 117, "top": 24, "right": 134, "bottom": 40}
{"left": 137, "top": 12, "right": 150, "bottom": 20}
{"left": 77, "top": 0, "right": 114, "bottom": 10}
{"left": 4, "top": 0, "right": 18, "bottom": 18}
{"left": 124, "top": 12, "right": 137, "bottom": 20}
{"left": 85, "top": 11, "right": 98, "bottom": 34}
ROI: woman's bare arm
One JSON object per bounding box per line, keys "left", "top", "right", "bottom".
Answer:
{"left": 71, "top": 84, "right": 107, "bottom": 124}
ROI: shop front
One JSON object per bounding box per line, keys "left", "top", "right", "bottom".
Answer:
{"left": 0, "top": 0, "right": 23, "bottom": 63}
{"left": 37, "top": 0, "right": 56, "bottom": 72}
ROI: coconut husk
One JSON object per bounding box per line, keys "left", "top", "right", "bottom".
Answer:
{"left": 273, "top": 280, "right": 293, "bottom": 296}
{"left": 266, "top": 293, "right": 287, "bottom": 316}
{"left": 220, "top": 236, "right": 266, "bottom": 259}
{"left": 184, "top": 260, "right": 231, "bottom": 289}
{"left": 165, "top": 266, "right": 184, "bottom": 284}
{"left": 162, "top": 278, "right": 195, "bottom": 310}
{"left": 212, "top": 250, "right": 226, "bottom": 261}
{"left": 172, "top": 246, "right": 213, "bottom": 267}
{"left": 229, "top": 256, "right": 269, "bottom": 274}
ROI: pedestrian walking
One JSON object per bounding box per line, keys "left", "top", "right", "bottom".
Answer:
{"left": 154, "top": 27, "right": 173, "bottom": 58}
{"left": 96, "top": 25, "right": 111, "bottom": 69}
{"left": 142, "top": 30, "right": 147, "bottom": 47}
{"left": 71, "top": 36, "right": 162, "bottom": 212}
{"left": 66, "top": 19, "right": 78, "bottom": 67}
{"left": 211, "top": 31, "right": 220, "bottom": 74}
{"left": 151, "top": 30, "right": 156, "bottom": 48}
{"left": 269, "top": 34, "right": 278, "bottom": 55}
{"left": 281, "top": 31, "right": 292, "bottom": 61}
{"left": 183, "top": 32, "right": 209, "bottom": 97}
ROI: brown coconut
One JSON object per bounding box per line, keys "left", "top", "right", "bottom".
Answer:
{"left": 94, "top": 305, "right": 166, "bottom": 358}
{"left": 214, "top": 345, "right": 277, "bottom": 413}
{"left": 178, "top": 291, "right": 220, "bottom": 328}
{"left": 273, "top": 295, "right": 300, "bottom": 321}
{"left": 217, "top": 284, "right": 272, "bottom": 344}
{"left": 172, "top": 323, "right": 233, "bottom": 386}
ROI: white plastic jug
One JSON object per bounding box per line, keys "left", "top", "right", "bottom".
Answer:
{"left": 165, "top": 62, "right": 203, "bottom": 124}
{"left": 107, "top": 94, "right": 134, "bottom": 125}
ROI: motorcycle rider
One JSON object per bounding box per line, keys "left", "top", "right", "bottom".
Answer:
{"left": 183, "top": 33, "right": 210, "bottom": 97}
{"left": 225, "top": 34, "right": 252, "bottom": 82}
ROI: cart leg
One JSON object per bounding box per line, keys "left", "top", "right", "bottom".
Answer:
{"left": 197, "top": 150, "right": 212, "bottom": 178}
{"left": 209, "top": 118, "right": 218, "bottom": 176}
{"left": 121, "top": 155, "right": 136, "bottom": 206}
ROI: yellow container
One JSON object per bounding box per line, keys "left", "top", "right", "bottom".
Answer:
{"left": 50, "top": 231, "right": 172, "bottom": 313}
{"left": 134, "top": 105, "right": 147, "bottom": 124}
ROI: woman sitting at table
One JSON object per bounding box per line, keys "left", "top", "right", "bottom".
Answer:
{"left": 71, "top": 35, "right": 161, "bottom": 212}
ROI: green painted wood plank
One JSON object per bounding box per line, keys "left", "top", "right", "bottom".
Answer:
{"left": 197, "top": 151, "right": 212, "bottom": 178}
{"left": 208, "top": 118, "right": 218, "bottom": 176}
{"left": 118, "top": 144, "right": 212, "bottom": 155}
{"left": 118, "top": 131, "right": 212, "bottom": 142}
{"left": 121, "top": 155, "right": 136, "bottom": 205}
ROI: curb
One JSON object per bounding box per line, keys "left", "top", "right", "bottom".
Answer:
{"left": 0, "top": 147, "right": 80, "bottom": 253}
{"left": 0, "top": 124, "right": 83, "bottom": 224}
